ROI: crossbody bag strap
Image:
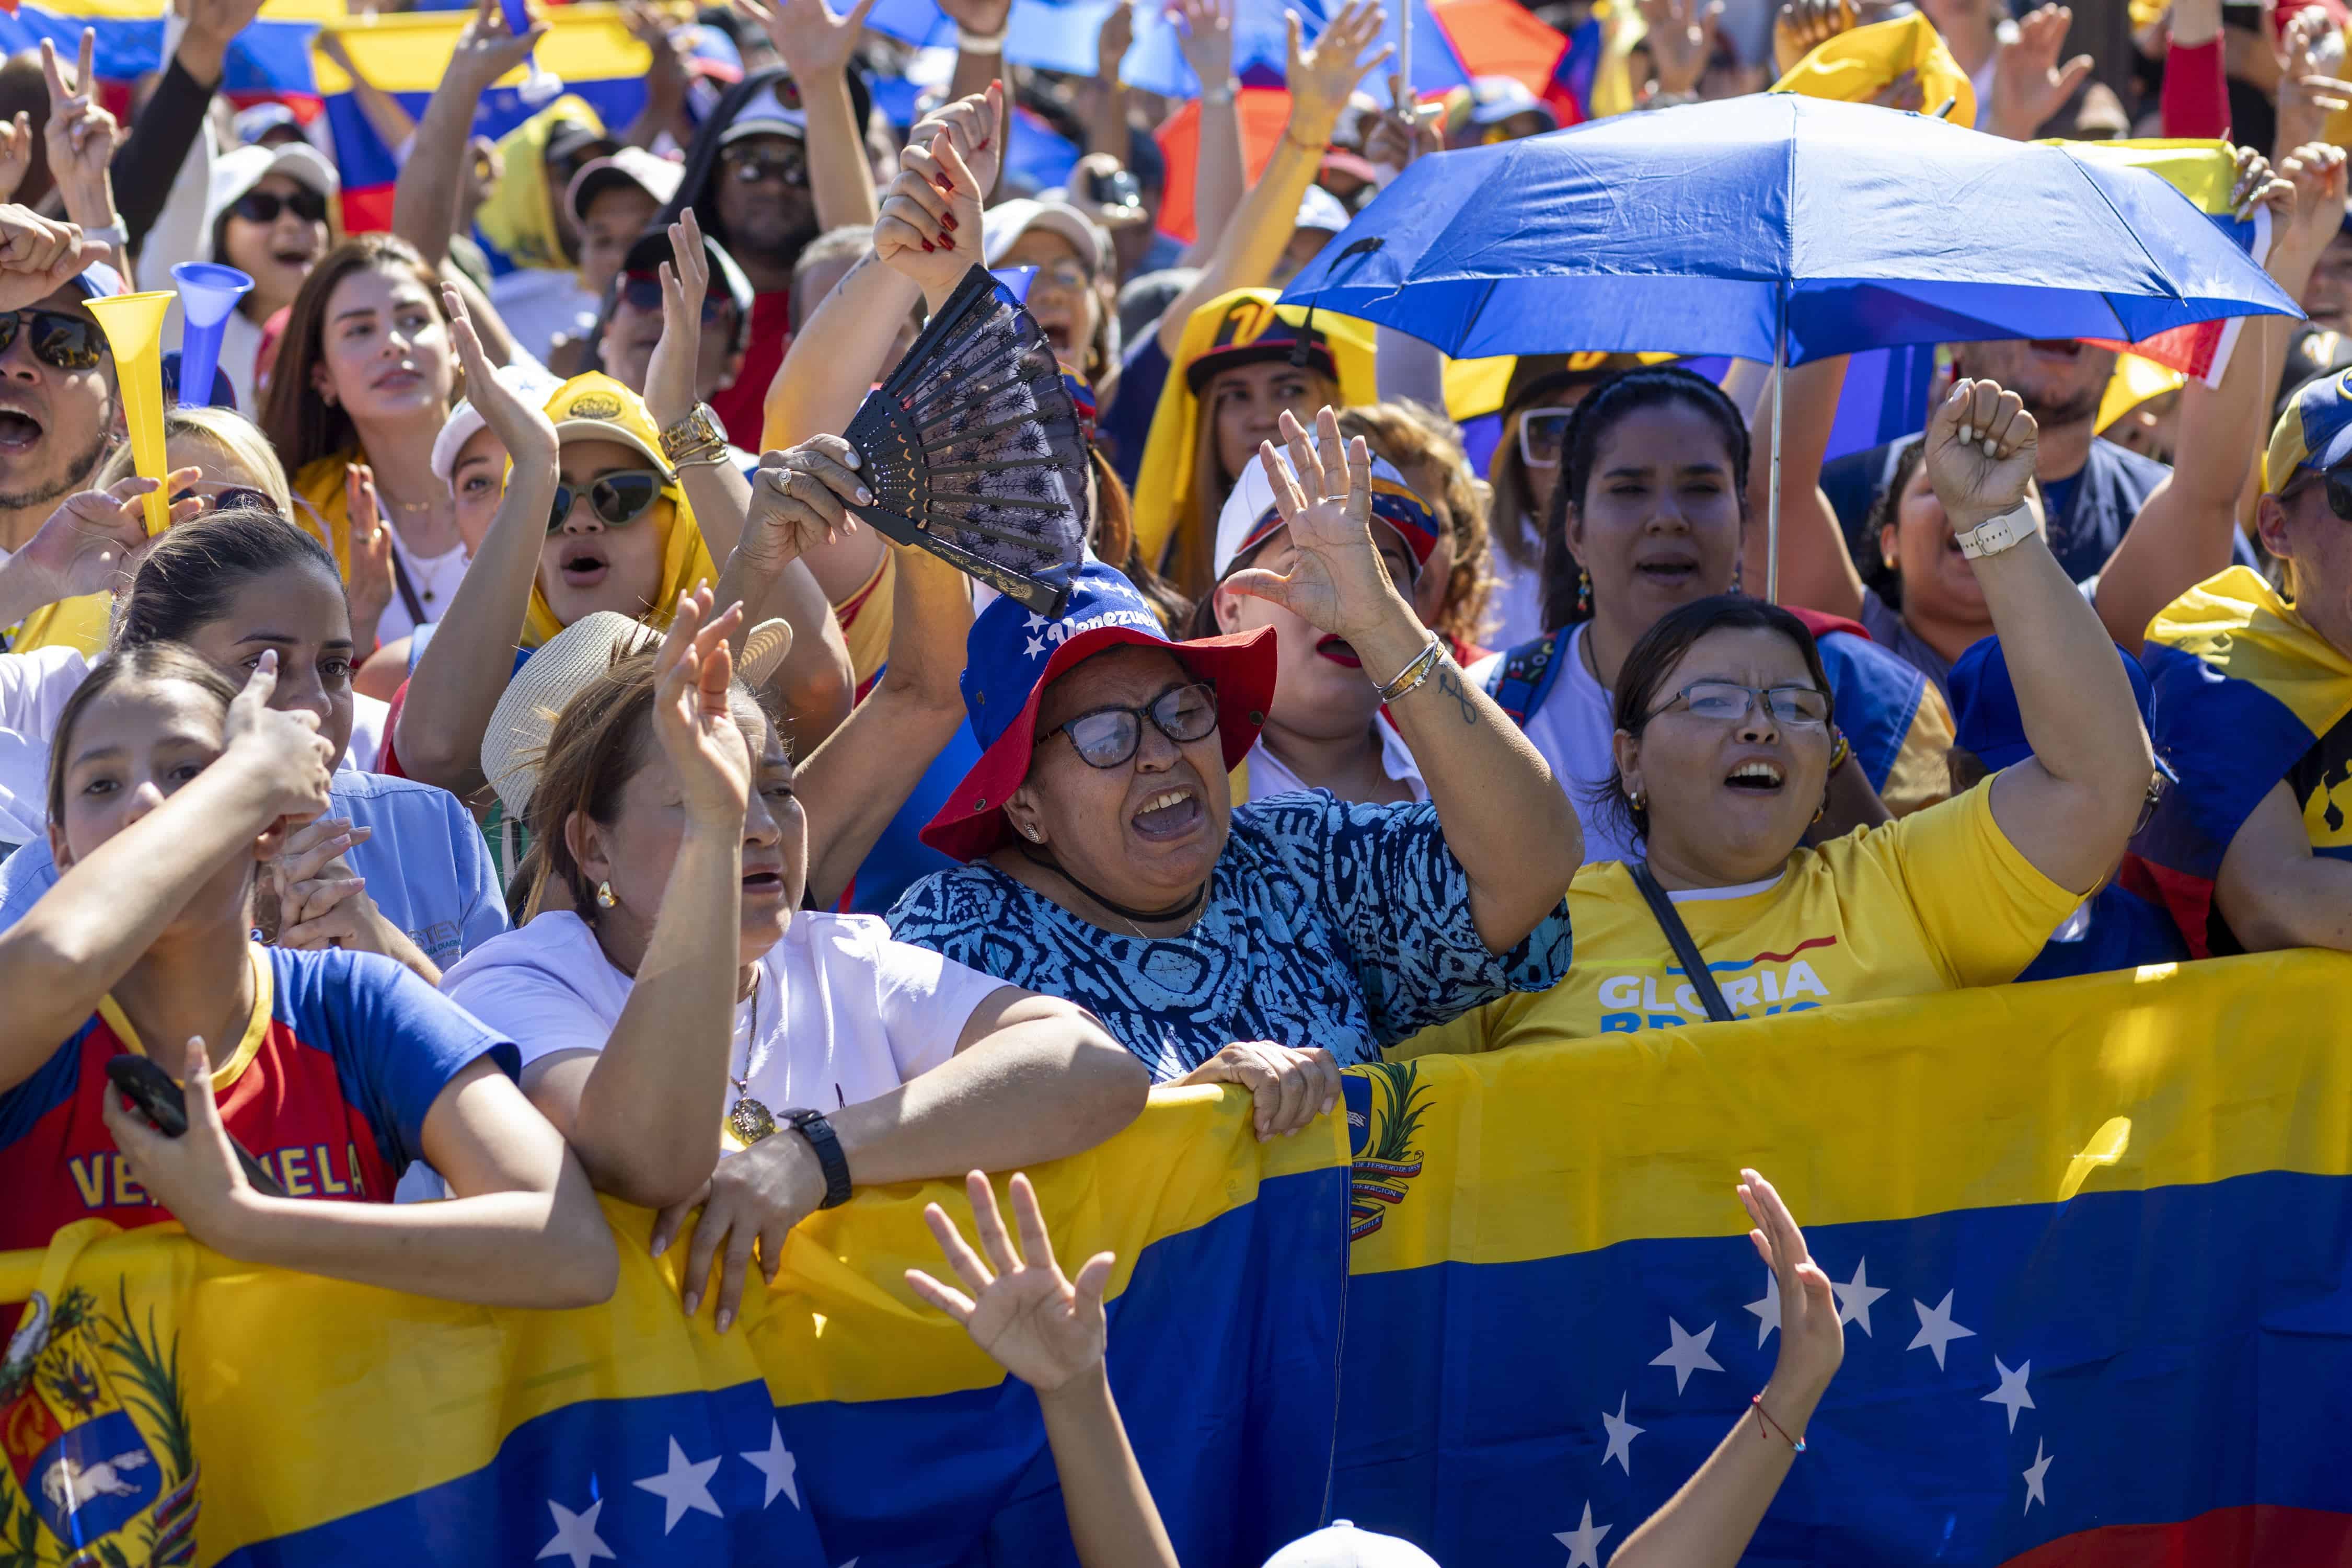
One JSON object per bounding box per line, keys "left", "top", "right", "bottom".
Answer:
{"left": 1627, "top": 861, "right": 1739, "bottom": 1024}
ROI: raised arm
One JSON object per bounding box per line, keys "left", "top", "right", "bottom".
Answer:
{"left": 2097, "top": 146, "right": 2331, "bottom": 652}
{"left": 111, "top": 0, "right": 261, "bottom": 248}
{"left": 1233, "top": 407, "right": 1582, "bottom": 949}
{"left": 393, "top": 286, "right": 561, "bottom": 796}
{"left": 1173, "top": 0, "right": 1244, "bottom": 262}
{"left": 909, "top": 1172, "right": 1182, "bottom": 1568}
{"left": 318, "top": 32, "right": 422, "bottom": 163}
{"left": 1743, "top": 353, "right": 1865, "bottom": 618}
{"left": 389, "top": 0, "right": 544, "bottom": 268}
{"left": 520, "top": 593, "right": 756, "bottom": 1208}
{"left": 1929, "top": 378, "right": 2153, "bottom": 892}
{"left": 1153, "top": 0, "right": 1392, "bottom": 358}
{"left": 0, "top": 658, "right": 332, "bottom": 1094}
{"left": 1086, "top": 4, "right": 1136, "bottom": 161}
{"left": 734, "top": 0, "right": 884, "bottom": 236}
{"left": 41, "top": 32, "right": 123, "bottom": 274}
{"left": 1610, "top": 1171, "right": 1843, "bottom": 1568}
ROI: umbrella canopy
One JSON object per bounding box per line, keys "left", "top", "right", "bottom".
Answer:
{"left": 1276, "top": 94, "right": 2302, "bottom": 365}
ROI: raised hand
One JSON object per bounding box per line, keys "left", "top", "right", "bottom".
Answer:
{"left": 1286, "top": 0, "right": 1393, "bottom": 146}
{"left": 1926, "top": 377, "right": 2039, "bottom": 535}
{"left": 2272, "top": 141, "right": 2350, "bottom": 296}
{"left": 875, "top": 125, "right": 985, "bottom": 310}
{"left": 907, "top": 82, "right": 1004, "bottom": 207}
{"left": 40, "top": 32, "right": 120, "bottom": 234}
{"left": 1640, "top": 0, "right": 1724, "bottom": 97}
{"left": 651, "top": 585, "right": 754, "bottom": 826}
{"left": 344, "top": 463, "right": 394, "bottom": 651}
{"left": 224, "top": 650, "right": 337, "bottom": 825}
{"left": 1772, "top": 0, "right": 1854, "bottom": 75}
{"left": 1361, "top": 68, "right": 1442, "bottom": 169}
{"left": 742, "top": 435, "right": 868, "bottom": 577}
{"left": 442, "top": 283, "right": 559, "bottom": 465}
{"left": 177, "top": 0, "right": 271, "bottom": 77}
{"left": 2274, "top": 6, "right": 2352, "bottom": 158}
{"left": 0, "top": 205, "right": 85, "bottom": 313}
{"left": 1097, "top": 0, "right": 1135, "bottom": 81}
{"left": 1987, "top": 4, "right": 2093, "bottom": 141}
{"left": 1738, "top": 1168, "right": 1843, "bottom": 1417}
{"left": 0, "top": 112, "right": 30, "bottom": 206}
{"left": 907, "top": 1171, "right": 1115, "bottom": 1396}
{"left": 12, "top": 471, "right": 200, "bottom": 606}
{"left": 643, "top": 210, "right": 714, "bottom": 428}
{"left": 448, "top": 0, "right": 545, "bottom": 92}
{"left": 1225, "top": 406, "right": 1402, "bottom": 641}
{"left": 732, "top": 0, "right": 879, "bottom": 79}
{"left": 1067, "top": 152, "right": 1149, "bottom": 231}
{"left": 937, "top": 0, "right": 1011, "bottom": 38}
{"left": 1168, "top": 0, "right": 1233, "bottom": 86}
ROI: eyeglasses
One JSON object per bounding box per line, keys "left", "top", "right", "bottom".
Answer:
{"left": 1651, "top": 679, "right": 1832, "bottom": 729}
{"left": 171, "top": 482, "right": 279, "bottom": 517}
{"left": 2283, "top": 462, "right": 2352, "bottom": 523}
{"left": 546, "top": 470, "right": 666, "bottom": 533}
{"left": 229, "top": 188, "right": 330, "bottom": 226}
{"left": 1034, "top": 681, "right": 1219, "bottom": 769}
{"left": 617, "top": 273, "right": 731, "bottom": 323}
{"left": 722, "top": 150, "right": 808, "bottom": 188}
{"left": 1517, "top": 407, "right": 1574, "bottom": 469}
{"left": 1025, "top": 260, "right": 1093, "bottom": 293}
{"left": 0, "top": 308, "right": 101, "bottom": 371}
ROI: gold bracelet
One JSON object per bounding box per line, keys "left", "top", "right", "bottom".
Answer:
{"left": 1376, "top": 632, "right": 1446, "bottom": 704}
{"left": 658, "top": 403, "right": 727, "bottom": 466}
{"left": 1828, "top": 727, "right": 1851, "bottom": 774}
{"left": 673, "top": 446, "right": 734, "bottom": 470}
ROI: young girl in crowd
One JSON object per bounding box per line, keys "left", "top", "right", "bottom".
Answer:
{"left": 191, "top": 142, "right": 339, "bottom": 416}
{"left": 260, "top": 233, "right": 465, "bottom": 650}
{"left": 0, "top": 511, "right": 507, "bottom": 979}
{"left": 1472, "top": 364, "right": 1958, "bottom": 865}
{"left": 909, "top": 1166, "right": 1842, "bottom": 1568}
{"left": 1405, "top": 380, "right": 2155, "bottom": 1048}
{"left": 442, "top": 591, "right": 1145, "bottom": 1335}
{"left": 0, "top": 642, "right": 612, "bottom": 1309}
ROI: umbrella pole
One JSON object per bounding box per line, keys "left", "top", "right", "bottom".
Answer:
{"left": 1765, "top": 300, "right": 1786, "bottom": 604}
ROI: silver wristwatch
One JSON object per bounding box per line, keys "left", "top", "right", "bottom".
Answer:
{"left": 1955, "top": 500, "right": 2040, "bottom": 560}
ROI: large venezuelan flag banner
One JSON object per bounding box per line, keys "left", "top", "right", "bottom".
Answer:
{"left": 0, "top": 1091, "right": 1347, "bottom": 1567}
{"left": 5, "top": 954, "right": 2351, "bottom": 1565}
{"left": 1353, "top": 949, "right": 2352, "bottom": 1564}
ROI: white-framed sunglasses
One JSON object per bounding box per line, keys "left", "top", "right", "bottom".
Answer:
{"left": 1517, "top": 407, "right": 1574, "bottom": 469}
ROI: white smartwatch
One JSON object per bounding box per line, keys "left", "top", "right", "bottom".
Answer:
{"left": 1955, "top": 500, "right": 2041, "bottom": 560}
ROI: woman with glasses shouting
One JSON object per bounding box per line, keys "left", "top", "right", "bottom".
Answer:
{"left": 1402, "top": 379, "right": 2153, "bottom": 1051}
{"left": 889, "top": 407, "right": 1579, "bottom": 1128}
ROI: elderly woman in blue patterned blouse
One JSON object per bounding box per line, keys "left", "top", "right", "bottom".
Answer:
{"left": 888, "top": 409, "right": 1582, "bottom": 1137}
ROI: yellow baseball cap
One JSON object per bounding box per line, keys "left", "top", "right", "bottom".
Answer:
{"left": 543, "top": 372, "right": 676, "bottom": 482}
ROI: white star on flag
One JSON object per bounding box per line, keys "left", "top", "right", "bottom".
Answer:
{"left": 635, "top": 1435, "right": 724, "bottom": 1534}
{"left": 1025, "top": 635, "right": 1046, "bottom": 656}
{"left": 1600, "top": 1392, "right": 1643, "bottom": 1474}
{"left": 2022, "top": 1439, "right": 2054, "bottom": 1513}
{"left": 1833, "top": 1258, "right": 1889, "bottom": 1335}
{"left": 1553, "top": 1501, "right": 1611, "bottom": 1568}
{"left": 1650, "top": 1317, "right": 1723, "bottom": 1394}
{"left": 1907, "top": 1289, "right": 1977, "bottom": 1370}
{"left": 536, "top": 1496, "right": 614, "bottom": 1568}
{"left": 1744, "top": 1270, "right": 1781, "bottom": 1347}
{"left": 1982, "top": 1356, "right": 2035, "bottom": 1432}
{"left": 741, "top": 1420, "right": 800, "bottom": 1509}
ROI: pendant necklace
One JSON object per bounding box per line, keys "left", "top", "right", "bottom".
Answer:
{"left": 725, "top": 978, "right": 777, "bottom": 1144}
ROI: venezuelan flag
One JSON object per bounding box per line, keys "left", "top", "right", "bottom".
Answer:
{"left": 0, "top": 1090, "right": 1346, "bottom": 1567}
{"left": 1346, "top": 950, "right": 2352, "bottom": 1565}
{"left": 2133, "top": 565, "right": 2352, "bottom": 958}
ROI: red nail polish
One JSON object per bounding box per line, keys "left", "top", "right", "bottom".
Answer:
{"left": 942, "top": 213, "right": 958, "bottom": 230}
{"left": 921, "top": 239, "right": 936, "bottom": 252}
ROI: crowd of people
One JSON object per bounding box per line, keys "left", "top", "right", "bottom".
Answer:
{"left": 0, "top": 0, "right": 2346, "bottom": 1554}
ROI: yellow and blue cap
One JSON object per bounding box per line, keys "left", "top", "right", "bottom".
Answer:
{"left": 2263, "top": 365, "right": 2352, "bottom": 495}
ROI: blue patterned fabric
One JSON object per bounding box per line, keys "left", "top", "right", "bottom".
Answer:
{"left": 886, "top": 792, "right": 1574, "bottom": 1080}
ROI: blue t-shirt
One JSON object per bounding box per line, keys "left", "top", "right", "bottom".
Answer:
{"left": 0, "top": 772, "right": 507, "bottom": 967}
{"left": 1101, "top": 332, "right": 1172, "bottom": 492}
{"left": 2014, "top": 882, "right": 2192, "bottom": 983}
{"left": 886, "top": 793, "right": 1575, "bottom": 1081}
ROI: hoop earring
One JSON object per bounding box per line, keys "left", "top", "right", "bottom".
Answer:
{"left": 1812, "top": 790, "right": 1830, "bottom": 825}
{"left": 1575, "top": 566, "right": 1593, "bottom": 617}
{"left": 596, "top": 881, "right": 616, "bottom": 908}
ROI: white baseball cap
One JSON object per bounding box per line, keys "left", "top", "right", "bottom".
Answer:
{"left": 1263, "top": 1522, "right": 1442, "bottom": 1568}
{"left": 1212, "top": 450, "right": 1437, "bottom": 582}
{"left": 981, "top": 197, "right": 1114, "bottom": 277}
{"left": 430, "top": 361, "right": 563, "bottom": 483}
{"left": 1295, "top": 183, "right": 1352, "bottom": 236}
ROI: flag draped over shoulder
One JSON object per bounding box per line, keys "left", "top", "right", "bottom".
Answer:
{"left": 8, "top": 957, "right": 2352, "bottom": 1565}
{"left": 2134, "top": 564, "right": 2352, "bottom": 957}
{"left": 0, "top": 1093, "right": 1347, "bottom": 1568}
{"left": 1339, "top": 950, "right": 2352, "bottom": 1565}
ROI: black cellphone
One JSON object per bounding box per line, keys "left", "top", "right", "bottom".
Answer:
{"left": 104, "top": 1055, "right": 290, "bottom": 1198}
{"left": 1087, "top": 166, "right": 1142, "bottom": 212}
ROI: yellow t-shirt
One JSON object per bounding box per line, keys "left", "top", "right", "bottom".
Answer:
{"left": 6, "top": 592, "right": 111, "bottom": 655}
{"left": 1398, "top": 781, "right": 2079, "bottom": 1051}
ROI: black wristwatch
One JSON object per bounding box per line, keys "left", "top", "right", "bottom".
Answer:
{"left": 781, "top": 1108, "right": 852, "bottom": 1209}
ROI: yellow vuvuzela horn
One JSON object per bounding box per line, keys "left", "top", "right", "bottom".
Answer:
{"left": 84, "top": 290, "right": 175, "bottom": 535}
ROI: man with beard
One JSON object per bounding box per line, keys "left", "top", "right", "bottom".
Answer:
{"left": 1821, "top": 338, "right": 2257, "bottom": 584}
{"left": 658, "top": 63, "right": 877, "bottom": 447}
{"left": 0, "top": 256, "right": 132, "bottom": 654}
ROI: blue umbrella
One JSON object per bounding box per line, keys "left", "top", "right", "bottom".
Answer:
{"left": 1278, "top": 94, "right": 2300, "bottom": 593}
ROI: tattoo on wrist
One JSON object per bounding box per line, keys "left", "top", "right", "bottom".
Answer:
{"left": 1436, "top": 665, "right": 1479, "bottom": 727}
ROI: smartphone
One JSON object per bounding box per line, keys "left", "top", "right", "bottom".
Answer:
{"left": 104, "top": 1055, "right": 289, "bottom": 1198}
{"left": 1087, "top": 167, "right": 1143, "bottom": 213}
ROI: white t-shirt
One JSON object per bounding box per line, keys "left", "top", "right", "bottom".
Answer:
{"left": 441, "top": 909, "right": 1011, "bottom": 1143}
{"left": 375, "top": 533, "right": 472, "bottom": 649}
{"left": 1243, "top": 716, "right": 1427, "bottom": 805}
{"left": 1482, "top": 536, "right": 1550, "bottom": 653}
{"left": 1469, "top": 621, "right": 1641, "bottom": 867}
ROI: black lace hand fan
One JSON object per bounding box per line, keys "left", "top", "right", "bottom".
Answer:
{"left": 845, "top": 266, "right": 1091, "bottom": 617}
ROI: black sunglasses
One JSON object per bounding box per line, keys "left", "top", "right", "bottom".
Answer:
{"left": 229, "top": 188, "right": 331, "bottom": 226}
{"left": 171, "top": 483, "right": 279, "bottom": 517}
{"left": 722, "top": 151, "right": 808, "bottom": 188}
{"left": 1034, "top": 682, "right": 1219, "bottom": 769}
{"left": 2284, "top": 462, "right": 2352, "bottom": 523}
{"left": 618, "top": 273, "right": 730, "bottom": 322}
{"left": 0, "top": 308, "right": 101, "bottom": 371}
{"left": 547, "top": 469, "right": 666, "bottom": 533}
